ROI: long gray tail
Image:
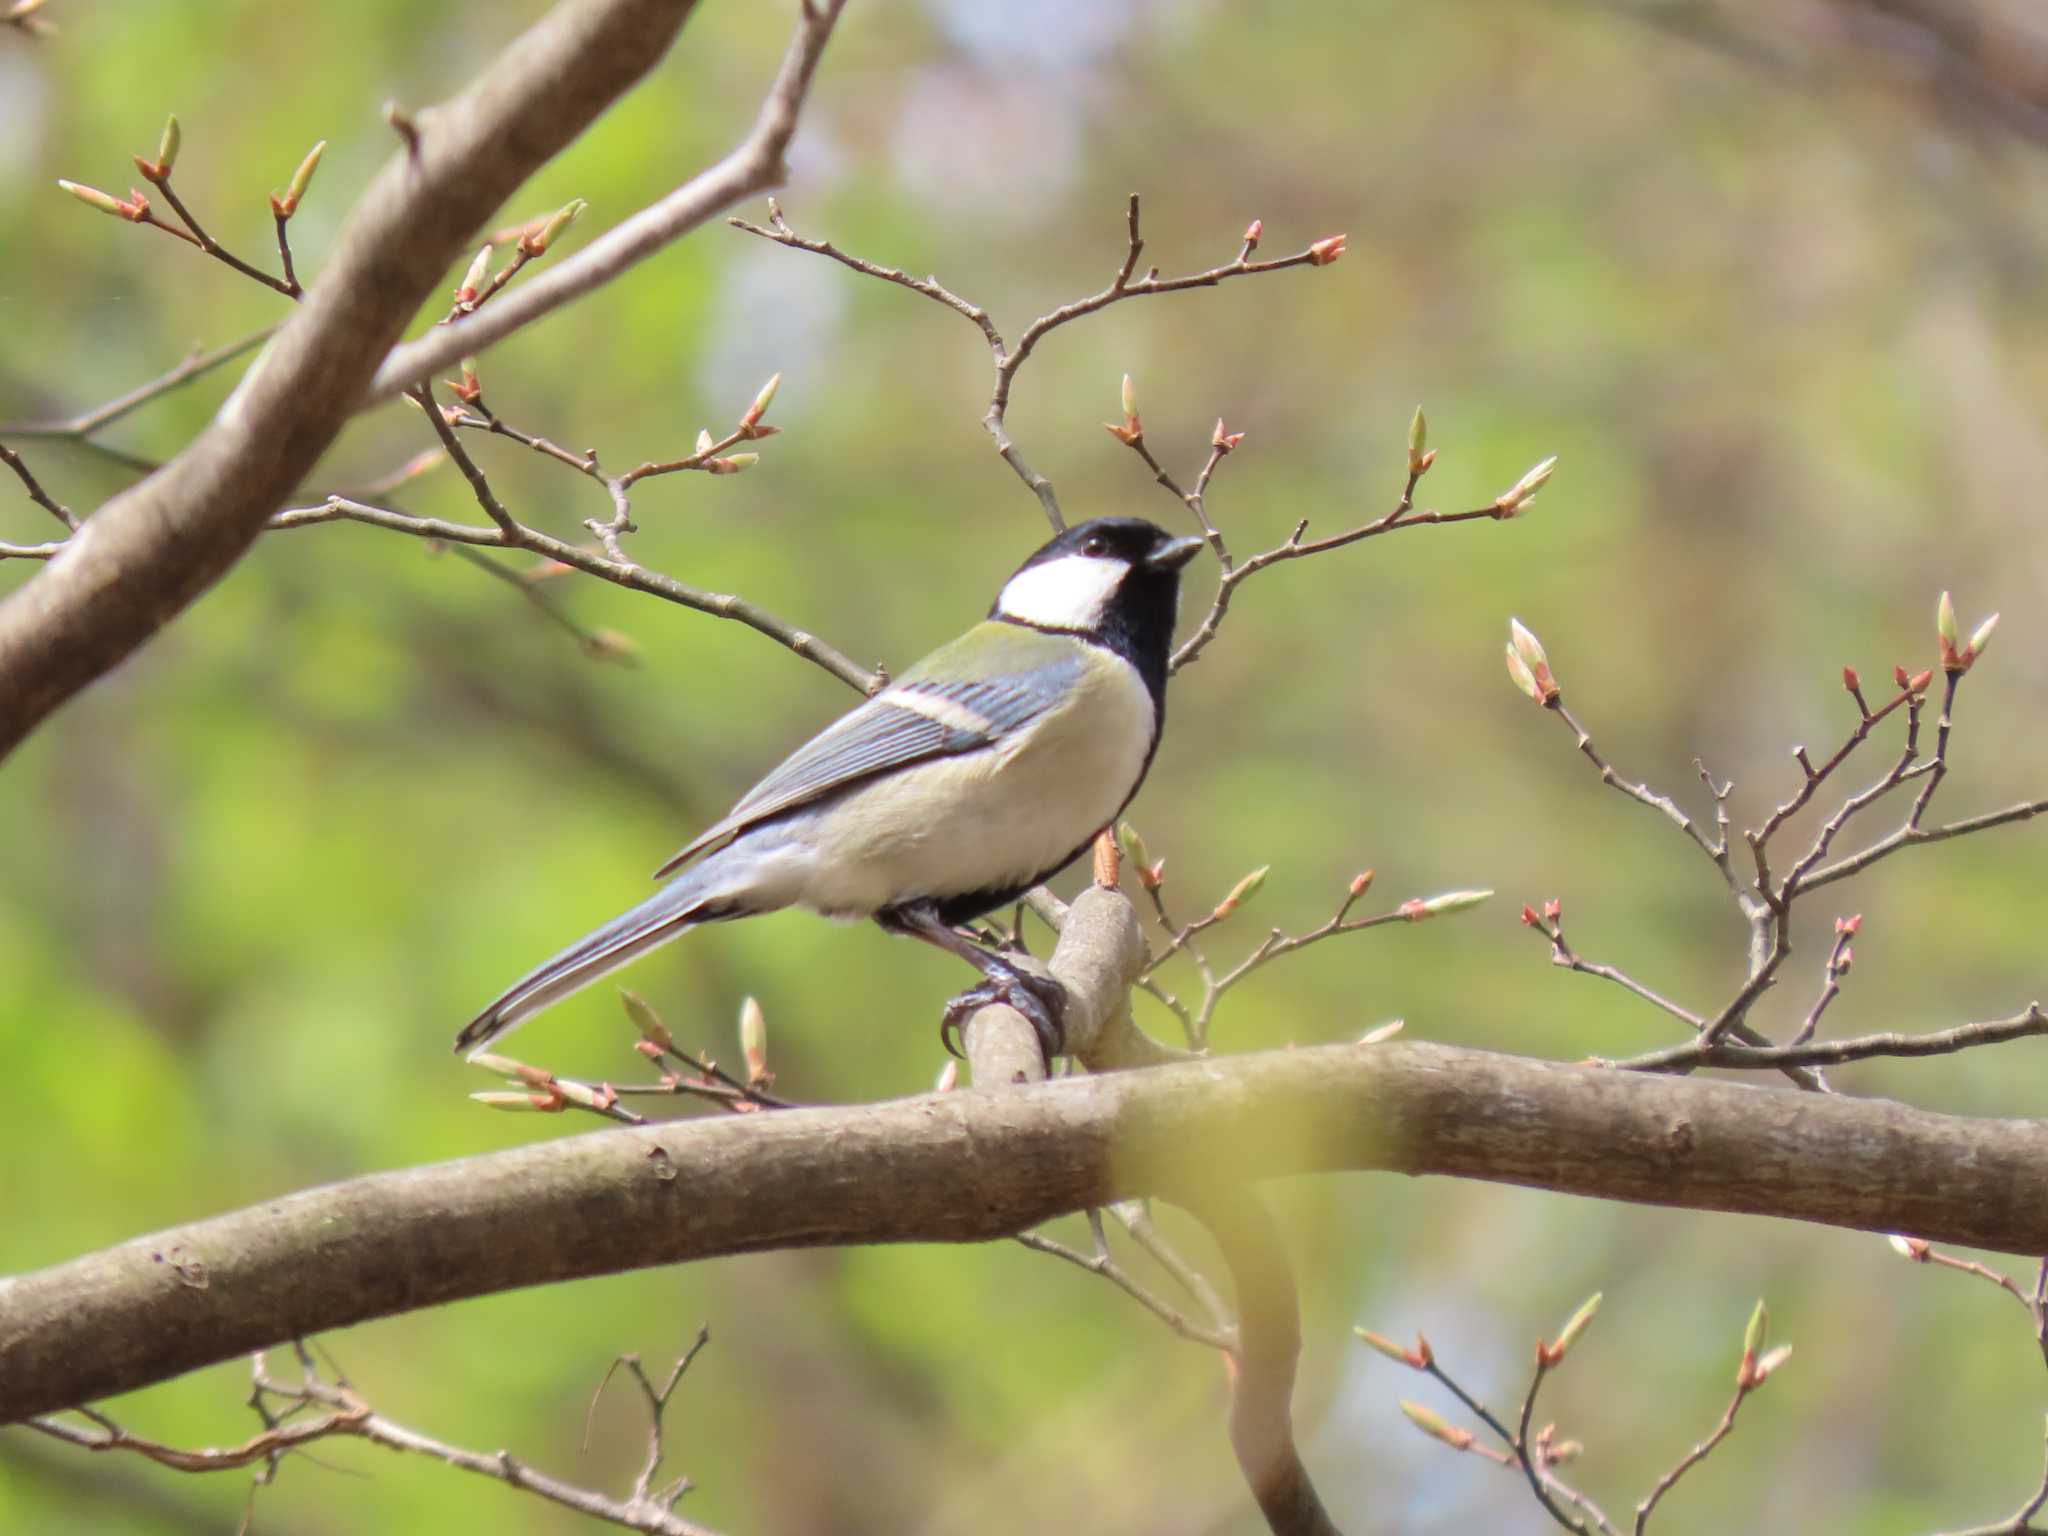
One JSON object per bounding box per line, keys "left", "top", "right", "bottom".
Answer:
{"left": 455, "top": 866, "right": 737, "bottom": 1057}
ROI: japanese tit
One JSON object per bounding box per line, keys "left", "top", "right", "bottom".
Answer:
{"left": 456, "top": 516, "right": 1204, "bottom": 1062}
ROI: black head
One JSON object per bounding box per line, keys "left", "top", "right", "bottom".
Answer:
{"left": 990, "top": 517, "right": 1203, "bottom": 703}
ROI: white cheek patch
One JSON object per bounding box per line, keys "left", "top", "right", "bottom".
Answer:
{"left": 996, "top": 554, "right": 1126, "bottom": 631}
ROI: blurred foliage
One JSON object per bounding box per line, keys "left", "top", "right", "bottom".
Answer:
{"left": 4, "top": 1, "right": 2048, "bottom": 1532}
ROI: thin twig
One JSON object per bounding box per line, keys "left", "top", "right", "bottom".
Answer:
{"left": 1548, "top": 699, "right": 1742, "bottom": 899}
{"left": 366, "top": 0, "right": 852, "bottom": 401}
{"left": 1013, "top": 1229, "right": 1236, "bottom": 1352}
{"left": 1617, "top": 1003, "right": 2048, "bottom": 1074}
{"left": 5, "top": 330, "right": 280, "bottom": 509}
{"left": 735, "top": 194, "right": 1343, "bottom": 531}
{"left": 140, "top": 173, "right": 297, "bottom": 296}
{"left": 1170, "top": 472, "right": 1511, "bottom": 674}
{"left": 1632, "top": 1380, "right": 1757, "bottom": 1533}
{"left": 0, "top": 438, "right": 75, "bottom": 532}
{"left": 1932, "top": 1422, "right": 2048, "bottom": 1536}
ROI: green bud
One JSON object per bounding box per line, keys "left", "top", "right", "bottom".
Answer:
{"left": 1407, "top": 405, "right": 1427, "bottom": 471}
{"left": 459, "top": 244, "right": 492, "bottom": 297}
{"left": 1495, "top": 455, "right": 1556, "bottom": 517}
{"left": 1117, "top": 822, "right": 1153, "bottom": 874}
{"left": 1418, "top": 889, "right": 1494, "bottom": 917}
{"left": 739, "top": 995, "right": 768, "bottom": 1081}
{"left": 471, "top": 1091, "right": 545, "bottom": 1112}
{"left": 157, "top": 115, "right": 181, "bottom": 174}
{"left": 1505, "top": 642, "right": 1541, "bottom": 701}
{"left": 1937, "top": 590, "right": 1958, "bottom": 650}
{"left": 552, "top": 1077, "right": 606, "bottom": 1109}
{"left": 57, "top": 179, "right": 126, "bottom": 218}
{"left": 1399, "top": 1400, "right": 1471, "bottom": 1449}
{"left": 1509, "top": 617, "right": 1548, "bottom": 670}
{"left": 528, "top": 197, "right": 586, "bottom": 254}
{"left": 741, "top": 372, "right": 781, "bottom": 429}
{"left": 1212, "top": 865, "right": 1270, "bottom": 920}
{"left": 1552, "top": 1291, "right": 1601, "bottom": 1359}
{"left": 279, "top": 140, "right": 325, "bottom": 215}
{"left": 620, "top": 988, "right": 675, "bottom": 1051}
{"left": 1743, "top": 1298, "right": 1768, "bottom": 1357}
{"left": 1969, "top": 612, "right": 1999, "bottom": 658}
{"left": 1355, "top": 1328, "right": 1416, "bottom": 1365}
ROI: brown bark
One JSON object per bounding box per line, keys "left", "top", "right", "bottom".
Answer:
{"left": 5, "top": 1033, "right": 2046, "bottom": 1424}
{"left": 0, "top": 0, "right": 709, "bottom": 759}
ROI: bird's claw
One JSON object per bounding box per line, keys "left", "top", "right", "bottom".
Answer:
{"left": 939, "top": 972, "right": 1068, "bottom": 1071}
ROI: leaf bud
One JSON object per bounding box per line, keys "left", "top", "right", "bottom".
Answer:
{"left": 524, "top": 197, "right": 586, "bottom": 255}
{"left": 1423, "top": 889, "right": 1494, "bottom": 917}
{"left": 1743, "top": 1298, "right": 1768, "bottom": 1357}
{"left": 741, "top": 372, "right": 781, "bottom": 431}
{"left": 1399, "top": 1400, "right": 1472, "bottom": 1450}
{"left": 275, "top": 140, "right": 325, "bottom": 218}
{"left": 1307, "top": 233, "right": 1347, "bottom": 266}
{"left": 57, "top": 179, "right": 128, "bottom": 218}
{"left": 1117, "top": 823, "right": 1153, "bottom": 876}
{"left": 739, "top": 995, "right": 768, "bottom": 1086}
{"left": 470, "top": 1091, "right": 550, "bottom": 1112}
{"left": 1550, "top": 1291, "right": 1601, "bottom": 1360}
{"left": 1494, "top": 455, "right": 1557, "bottom": 517}
{"left": 1211, "top": 865, "right": 1270, "bottom": 920}
{"left": 619, "top": 988, "right": 675, "bottom": 1051}
{"left": 456, "top": 244, "right": 492, "bottom": 304}
{"left": 155, "top": 114, "right": 181, "bottom": 176}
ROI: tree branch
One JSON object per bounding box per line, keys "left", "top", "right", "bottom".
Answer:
{"left": 363, "top": 0, "right": 846, "bottom": 404}
{"left": 9, "top": 996, "right": 2048, "bottom": 1424}
{"left": 0, "top": 0, "right": 848, "bottom": 762}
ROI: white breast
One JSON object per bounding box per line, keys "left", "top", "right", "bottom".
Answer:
{"left": 766, "top": 647, "right": 1158, "bottom": 918}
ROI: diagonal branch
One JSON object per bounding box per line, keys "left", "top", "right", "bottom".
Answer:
{"left": 10, "top": 901, "right": 2048, "bottom": 1425}
{"left": 364, "top": 1, "right": 847, "bottom": 404}
{"left": 1, "top": 322, "right": 278, "bottom": 450}
{"left": 0, "top": 0, "right": 848, "bottom": 763}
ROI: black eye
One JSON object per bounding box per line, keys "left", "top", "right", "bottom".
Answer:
{"left": 1082, "top": 535, "right": 1108, "bottom": 557}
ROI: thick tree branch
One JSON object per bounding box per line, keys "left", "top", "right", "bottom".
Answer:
{"left": 364, "top": 1, "right": 845, "bottom": 403}
{"left": 7, "top": 1014, "right": 2048, "bottom": 1423}
{"left": 0, "top": 0, "right": 847, "bottom": 761}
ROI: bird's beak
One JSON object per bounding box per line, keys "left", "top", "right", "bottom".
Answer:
{"left": 1147, "top": 536, "right": 1205, "bottom": 571}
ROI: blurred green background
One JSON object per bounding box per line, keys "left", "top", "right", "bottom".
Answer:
{"left": 4, "top": 1, "right": 2048, "bottom": 1531}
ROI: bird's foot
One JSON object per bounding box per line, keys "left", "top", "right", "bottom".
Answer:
{"left": 939, "top": 970, "right": 1068, "bottom": 1072}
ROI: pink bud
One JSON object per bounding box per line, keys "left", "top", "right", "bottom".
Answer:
{"left": 1308, "top": 233, "right": 1347, "bottom": 266}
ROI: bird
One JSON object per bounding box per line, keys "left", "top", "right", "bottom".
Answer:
{"left": 455, "top": 516, "right": 1205, "bottom": 1064}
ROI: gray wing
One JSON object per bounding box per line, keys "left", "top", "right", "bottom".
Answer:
{"left": 652, "top": 662, "right": 1080, "bottom": 879}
